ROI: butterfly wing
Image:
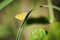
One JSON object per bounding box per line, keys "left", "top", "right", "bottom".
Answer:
{"left": 15, "top": 13, "right": 25, "bottom": 21}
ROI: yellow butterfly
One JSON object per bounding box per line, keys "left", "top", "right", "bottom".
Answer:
{"left": 15, "top": 12, "right": 26, "bottom": 21}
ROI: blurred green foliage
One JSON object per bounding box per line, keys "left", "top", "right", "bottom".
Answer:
{"left": 48, "top": 22, "right": 60, "bottom": 40}
{"left": 0, "top": 0, "right": 60, "bottom": 40}
{"left": 30, "top": 28, "right": 46, "bottom": 40}
{"left": 0, "top": 0, "right": 21, "bottom": 39}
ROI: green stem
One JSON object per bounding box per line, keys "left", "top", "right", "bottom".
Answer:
{"left": 47, "top": 0, "right": 54, "bottom": 23}
{"left": 41, "top": 5, "right": 60, "bottom": 11}
{"left": 53, "top": 5, "right": 60, "bottom": 11}
{"left": 16, "top": 9, "right": 34, "bottom": 40}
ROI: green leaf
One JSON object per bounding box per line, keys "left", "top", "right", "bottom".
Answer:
{"left": 16, "top": 9, "right": 34, "bottom": 40}
{"left": 0, "top": 0, "right": 13, "bottom": 10}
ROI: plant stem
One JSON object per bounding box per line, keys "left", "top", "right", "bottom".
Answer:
{"left": 53, "top": 5, "right": 60, "bottom": 11}
{"left": 16, "top": 9, "right": 33, "bottom": 40}
{"left": 47, "top": 0, "right": 54, "bottom": 23}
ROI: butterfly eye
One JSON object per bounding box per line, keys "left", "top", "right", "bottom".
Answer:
{"left": 15, "top": 12, "right": 26, "bottom": 21}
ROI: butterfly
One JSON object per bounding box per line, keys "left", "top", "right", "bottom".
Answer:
{"left": 15, "top": 12, "right": 27, "bottom": 21}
